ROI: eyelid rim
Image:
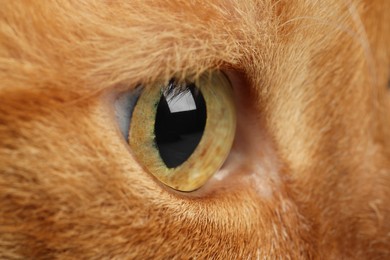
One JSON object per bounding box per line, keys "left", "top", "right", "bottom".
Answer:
{"left": 129, "top": 71, "right": 236, "bottom": 192}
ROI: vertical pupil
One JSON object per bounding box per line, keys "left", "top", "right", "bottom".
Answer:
{"left": 154, "top": 83, "right": 207, "bottom": 168}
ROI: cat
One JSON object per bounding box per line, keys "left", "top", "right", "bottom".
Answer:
{"left": 0, "top": 0, "right": 389, "bottom": 259}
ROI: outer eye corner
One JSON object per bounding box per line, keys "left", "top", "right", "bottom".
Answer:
{"left": 119, "top": 71, "right": 236, "bottom": 192}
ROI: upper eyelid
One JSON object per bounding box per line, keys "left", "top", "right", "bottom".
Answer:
{"left": 112, "top": 68, "right": 234, "bottom": 101}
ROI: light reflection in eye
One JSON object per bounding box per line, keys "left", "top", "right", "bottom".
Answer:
{"left": 164, "top": 88, "right": 197, "bottom": 113}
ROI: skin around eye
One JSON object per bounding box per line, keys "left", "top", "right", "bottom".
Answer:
{"left": 129, "top": 71, "right": 236, "bottom": 191}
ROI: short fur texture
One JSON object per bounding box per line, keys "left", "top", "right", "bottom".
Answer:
{"left": 1, "top": 0, "right": 390, "bottom": 259}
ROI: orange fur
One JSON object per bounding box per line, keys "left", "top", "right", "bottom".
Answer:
{"left": 1, "top": 0, "right": 389, "bottom": 258}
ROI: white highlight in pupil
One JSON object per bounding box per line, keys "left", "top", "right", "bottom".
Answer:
{"left": 164, "top": 91, "right": 197, "bottom": 113}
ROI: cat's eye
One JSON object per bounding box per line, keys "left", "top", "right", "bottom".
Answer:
{"left": 118, "top": 71, "right": 236, "bottom": 192}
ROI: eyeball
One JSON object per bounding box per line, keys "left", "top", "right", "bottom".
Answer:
{"left": 126, "top": 71, "right": 236, "bottom": 192}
